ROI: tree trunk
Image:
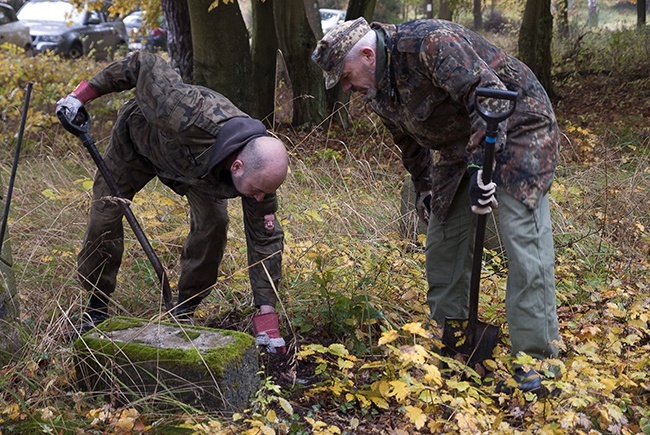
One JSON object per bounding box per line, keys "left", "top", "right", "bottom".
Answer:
{"left": 273, "top": 0, "right": 327, "bottom": 126}
{"left": 518, "top": 0, "right": 555, "bottom": 99}
{"left": 425, "top": 0, "right": 434, "bottom": 18}
{"left": 188, "top": 0, "right": 254, "bottom": 115}
{"left": 347, "top": 0, "right": 377, "bottom": 21}
{"left": 555, "top": 0, "right": 569, "bottom": 37}
{"left": 252, "top": 0, "right": 278, "bottom": 123}
{"left": 161, "top": 0, "right": 193, "bottom": 82}
{"left": 439, "top": 0, "right": 453, "bottom": 20}
{"left": 638, "top": 0, "right": 646, "bottom": 27}
{"left": 587, "top": 0, "right": 599, "bottom": 27}
{"left": 473, "top": 0, "right": 483, "bottom": 30}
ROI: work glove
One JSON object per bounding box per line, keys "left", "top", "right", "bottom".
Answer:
{"left": 56, "top": 80, "right": 99, "bottom": 120}
{"left": 415, "top": 190, "right": 433, "bottom": 225}
{"left": 468, "top": 167, "right": 498, "bottom": 215}
{"left": 252, "top": 312, "right": 286, "bottom": 354}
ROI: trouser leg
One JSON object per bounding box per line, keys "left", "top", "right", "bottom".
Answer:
{"left": 77, "top": 110, "right": 154, "bottom": 312}
{"left": 241, "top": 194, "right": 284, "bottom": 308}
{"left": 175, "top": 186, "right": 229, "bottom": 314}
{"left": 499, "top": 190, "right": 559, "bottom": 359}
{"left": 425, "top": 178, "right": 476, "bottom": 325}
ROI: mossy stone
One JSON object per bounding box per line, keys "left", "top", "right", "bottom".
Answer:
{"left": 73, "top": 316, "right": 260, "bottom": 412}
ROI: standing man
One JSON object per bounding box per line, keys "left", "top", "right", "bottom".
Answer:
{"left": 312, "top": 18, "right": 561, "bottom": 388}
{"left": 57, "top": 51, "right": 288, "bottom": 353}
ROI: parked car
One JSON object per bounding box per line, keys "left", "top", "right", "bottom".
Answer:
{"left": 123, "top": 10, "right": 166, "bottom": 52}
{"left": 17, "top": 0, "right": 128, "bottom": 59}
{"left": 319, "top": 8, "right": 346, "bottom": 34}
{"left": 0, "top": 2, "right": 32, "bottom": 53}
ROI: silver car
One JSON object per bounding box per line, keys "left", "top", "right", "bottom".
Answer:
{"left": 17, "top": 0, "right": 128, "bottom": 59}
{"left": 0, "top": 3, "right": 32, "bottom": 53}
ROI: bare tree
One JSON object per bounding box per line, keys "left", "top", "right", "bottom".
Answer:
{"left": 638, "top": 0, "right": 647, "bottom": 27}
{"left": 587, "top": 0, "right": 599, "bottom": 27}
{"left": 473, "top": 0, "right": 483, "bottom": 29}
{"left": 555, "top": 0, "right": 569, "bottom": 38}
{"left": 161, "top": 0, "right": 193, "bottom": 81}
{"left": 273, "top": 0, "right": 327, "bottom": 126}
{"left": 188, "top": 0, "right": 254, "bottom": 114}
{"left": 518, "top": 0, "right": 556, "bottom": 99}
{"left": 251, "top": 0, "right": 278, "bottom": 122}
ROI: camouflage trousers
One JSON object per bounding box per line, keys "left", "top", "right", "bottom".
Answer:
{"left": 425, "top": 178, "right": 560, "bottom": 360}
{"left": 77, "top": 122, "right": 279, "bottom": 314}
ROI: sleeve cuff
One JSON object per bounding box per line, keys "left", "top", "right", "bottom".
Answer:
{"left": 73, "top": 80, "right": 101, "bottom": 104}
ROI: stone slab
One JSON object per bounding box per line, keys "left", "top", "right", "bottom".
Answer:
{"left": 73, "top": 316, "right": 260, "bottom": 412}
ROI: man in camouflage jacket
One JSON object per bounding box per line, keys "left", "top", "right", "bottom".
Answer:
{"left": 313, "top": 18, "right": 561, "bottom": 389}
{"left": 57, "top": 51, "right": 288, "bottom": 353}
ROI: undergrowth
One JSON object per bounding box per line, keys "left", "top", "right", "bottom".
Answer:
{"left": 1, "top": 23, "right": 649, "bottom": 434}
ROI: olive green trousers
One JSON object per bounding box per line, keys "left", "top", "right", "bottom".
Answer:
{"left": 425, "top": 179, "right": 559, "bottom": 360}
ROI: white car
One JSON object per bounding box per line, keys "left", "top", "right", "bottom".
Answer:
{"left": 0, "top": 3, "right": 32, "bottom": 53}
{"left": 319, "top": 8, "right": 346, "bottom": 34}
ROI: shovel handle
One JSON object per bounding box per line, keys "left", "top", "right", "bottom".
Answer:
{"left": 56, "top": 108, "right": 174, "bottom": 313}
{"left": 466, "top": 88, "right": 518, "bottom": 347}
{"left": 1, "top": 83, "right": 32, "bottom": 266}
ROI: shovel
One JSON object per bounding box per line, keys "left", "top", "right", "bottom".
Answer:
{"left": 56, "top": 107, "right": 174, "bottom": 313}
{"left": 1, "top": 83, "right": 32, "bottom": 267}
{"left": 441, "top": 87, "right": 518, "bottom": 366}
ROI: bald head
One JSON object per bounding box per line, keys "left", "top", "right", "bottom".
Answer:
{"left": 231, "top": 136, "right": 289, "bottom": 201}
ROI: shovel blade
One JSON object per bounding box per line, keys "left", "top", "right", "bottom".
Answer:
{"left": 441, "top": 317, "right": 499, "bottom": 365}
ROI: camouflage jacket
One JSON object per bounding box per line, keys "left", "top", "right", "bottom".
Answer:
{"left": 370, "top": 20, "right": 560, "bottom": 222}
{"left": 88, "top": 51, "right": 283, "bottom": 302}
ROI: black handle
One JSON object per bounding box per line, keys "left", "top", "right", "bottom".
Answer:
{"left": 56, "top": 107, "right": 174, "bottom": 313}
{"left": 0, "top": 83, "right": 32, "bottom": 267}
{"left": 466, "top": 87, "right": 518, "bottom": 348}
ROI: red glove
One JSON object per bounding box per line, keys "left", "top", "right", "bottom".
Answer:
{"left": 253, "top": 312, "right": 286, "bottom": 354}
{"left": 71, "top": 80, "right": 100, "bottom": 104}
{"left": 56, "top": 80, "right": 100, "bottom": 121}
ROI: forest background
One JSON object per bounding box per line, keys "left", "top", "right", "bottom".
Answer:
{"left": 0, "top": 0, "right": 649, "bottom": 432}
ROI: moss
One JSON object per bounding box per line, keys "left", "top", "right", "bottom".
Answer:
{"left": 73, "top": 316, "right": 256, "bottom": 377}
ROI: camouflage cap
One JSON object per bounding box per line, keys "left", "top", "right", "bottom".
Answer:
{"left": 311, "top": 17, "right": 372, "bottom": 90}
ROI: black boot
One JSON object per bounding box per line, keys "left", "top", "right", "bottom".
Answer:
{"left": 80, "top": 293, "right": 109, "bottom": 334}
{"left": 172, "top": 296, "right": 199, "bottom": 325}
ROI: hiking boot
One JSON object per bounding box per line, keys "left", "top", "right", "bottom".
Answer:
{"left": 496, "top": 368, "right": 543, "bottom": 394}
{"left": 78, "top": 294, "right": 109, "bottom": 334}
{"left": 172, "top": 299, "right": 198, "bottom": 326}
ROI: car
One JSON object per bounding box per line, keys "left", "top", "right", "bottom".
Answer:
{"left": 0, "top": 2, "right": 32, "bottom": 53}
{"left": 17, "top": 0, "right": 128, "bottom": 59}
{"left": 123, "top": 10, "right": 166, "bottom": 52}
{"left": 319, "top": 8, "right": 346, "bottom": 34}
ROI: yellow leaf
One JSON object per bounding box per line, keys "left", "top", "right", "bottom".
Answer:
{"left": 305, "top": 209, "right": 324, "bottom": 223}
{"left": 423, "top": 363, "right": 442, "bottom": 385}
{"left": 455, "top": 412, "right": 478, "bottom": 432}
{"left": 41, "top": 188, "right": 62, "bottom": 200}
{"left": 389, "top": 380, "right": 411, "bottom": 403}
{"left": 266, "top": 409, "right": 276, "bottom": 423}
{"left": 378, "top": 329, "right": 399, "bottom": 346}
{"left": 405, "top": 405, "right": 427, "bottom": 429}
{"left": 370, "top": 395, "right": 390, "bottom": 409}
{"left": 402, "top": 322, "right": 430, "bottom": 338}
{"left": 277, "top": 396, "right": 293, "bottom": 415}
{"left": 328, "top": 343, "right": 349, "bottom": 356}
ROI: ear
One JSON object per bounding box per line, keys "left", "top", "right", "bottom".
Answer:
{"left": 361, "top": 47, "right": 376, "bottom": 65}
{"left": 230, "top": 159, "right": 244, "bottom": 175}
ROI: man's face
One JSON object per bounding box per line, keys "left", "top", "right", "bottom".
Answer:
{"left": 339, "top": 48, "right": 377, "bottom": 99}
{"left": 232, "top": 171, "right": 273, "bottom": 202}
